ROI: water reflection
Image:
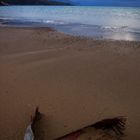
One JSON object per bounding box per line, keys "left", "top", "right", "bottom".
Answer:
{"left": 110, "top": 32, "right": 136, "bottom": 41}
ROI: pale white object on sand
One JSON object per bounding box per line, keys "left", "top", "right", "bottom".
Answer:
{"left": 24, "top": 107, "right": 40, "bottom": 140}
{"left": 24, "top": 124, "right": 34, "bottom": 140}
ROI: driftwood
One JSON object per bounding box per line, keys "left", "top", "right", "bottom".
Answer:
{"left": 56, "top": 116, "right": 127, "bottom": 140}
{"left": 91, "top": 116, "right": 126, "bottom": 136}
{"left": 24, "top": 108, "right": 126, "bottom": 140}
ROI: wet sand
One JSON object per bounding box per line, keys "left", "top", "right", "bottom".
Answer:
{"left": 0, "top": 27, "right": 140, "bottom": 140}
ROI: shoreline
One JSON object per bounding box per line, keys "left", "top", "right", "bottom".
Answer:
{"left": 0, "top": 27, "right": 140, "bottom": 140}
{"left": 1, "top": 19, "right": 140, "bottom": 41}
{"left": 1, "top": 26, "right": 140, "bottom": 43}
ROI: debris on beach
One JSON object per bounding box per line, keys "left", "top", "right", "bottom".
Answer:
{"left": 24, "top": 108, "right": 126, "bottom": 140}
{"left": 56, "top": 116, "right": 127, "bottom": 140}
{"left": 24, "top": 107, "right": 41, "bottom": 140}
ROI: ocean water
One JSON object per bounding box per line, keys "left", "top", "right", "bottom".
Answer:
{"left": 0, "top": 6, "right": 140, "bottom": 41}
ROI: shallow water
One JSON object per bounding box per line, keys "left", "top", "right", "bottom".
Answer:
{"left": 0, "top": 6, "right": 140, "bottom": 41}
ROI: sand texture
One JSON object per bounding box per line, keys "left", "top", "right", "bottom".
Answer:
{"left": 0, "top": 27, "right": 140, "bottom": 140}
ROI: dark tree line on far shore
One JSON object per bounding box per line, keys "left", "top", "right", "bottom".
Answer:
{"left": 0, "top": 0, "right": 73, "bottom": 6}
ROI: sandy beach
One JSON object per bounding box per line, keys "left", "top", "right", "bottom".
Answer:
{"left": 0, "top": 27, "right": 140, "bottom": 140}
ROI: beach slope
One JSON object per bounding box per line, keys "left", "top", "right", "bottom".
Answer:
{"left": 0, "top": 27, "right": 140, "bottom": 140}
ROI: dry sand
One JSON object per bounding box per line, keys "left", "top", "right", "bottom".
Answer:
{"left": 0, "top": 27, "right": 140, "bottom": 140}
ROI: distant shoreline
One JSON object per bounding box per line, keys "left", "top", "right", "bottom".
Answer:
{"left": 0, "top": 4, "right": 140, "bottom": 7}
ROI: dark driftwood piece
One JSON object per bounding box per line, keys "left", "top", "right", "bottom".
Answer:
{"left": 92, "top": 117, "right": 126, "bottom": 136}
{"left": 24, "top": 108, "right": 126, "bottom": 140}
{"left": 31, "top": 107, "right": 42, "bottom": 133}
{"left": 56, "top": 116, "right": 127, "bottom": 140}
